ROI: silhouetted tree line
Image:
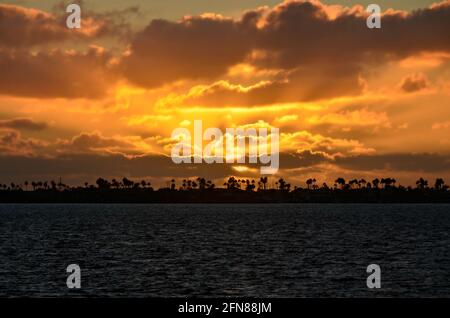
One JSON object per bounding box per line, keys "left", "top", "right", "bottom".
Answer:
{"left": 0, "top": 176, "right": 449, "bottom": 203}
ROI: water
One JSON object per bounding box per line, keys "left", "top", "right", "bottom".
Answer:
{"left": 0, "top": 204, "right": 449, "bottom": 297}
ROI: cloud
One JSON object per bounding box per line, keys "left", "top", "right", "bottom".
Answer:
{"left": 400, "top": 73, "right": 431, "bottom": 92}
{"left": 252, "top": 0, "right": 450, "bottom": 68}
{"left": 0, "top": 46, "right": 116, "bottom": 98}
{"left": 2, "top": 1, "right": 450, "bottom": 101}
{"left": 0, "top": 129, "right": 47, "bottom": 156}
{"left": 280, "top": 130, "right": 375, "bottom": 155}
{"left": 279, "top": 150, "right": 332, "bottom": 169}
{"left": 335, "top": 153, "right": 450, "bottom": 173}
{"left": 0, "top": 3, "right": 138, "bottom": 48}
{"left": 121, "top": 14, "right": 254, "bottom": 88}
{"left": 56, "top": 131, "right": 150, "bottom": 155}
{"left": 0, "top": 149, "right": 331, "bottom": 184}
{"left": 0, "top": 4, "right": 70, "bottom": 48}
{"left": 120, "top": 0, "right": 450, "bottom": 90}
{"left": 306, "top": 109, "right": 391, "bottom": 130}
{"left": 0, "top": 118, "right": 48, "bottom": 130}
{"left": 0, "top": 153, "right": 237, "bottom": 184}
{"left": 158, "top": 64, "right": 365, "bottom": 106}
{"left": 432, "top": 120, "right": 450, "bottom": 130}
{"left": 0, "top": 149, "right": 447, "bottom": 186}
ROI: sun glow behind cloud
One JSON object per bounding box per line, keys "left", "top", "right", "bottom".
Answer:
{"left": 0, "top": 0, "right": 449, "bottom": 186}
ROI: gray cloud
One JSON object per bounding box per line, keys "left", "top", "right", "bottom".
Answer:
{"left": 400, "top": 73, "right": 430, "bottom": 93}
{"left": 335, "top": 153, "right": 450, "bottom": 173}
{"left": 0, "top": 47, "right": 116, "bottom": 98}
{"left": 0, "top": 150, "right": 449, "bottom": 185}
{"left": 0, "top": 118, "right": 48, "bottom": 130}
{"left": 0, "top": 2, "right": 139, "bottom": 48}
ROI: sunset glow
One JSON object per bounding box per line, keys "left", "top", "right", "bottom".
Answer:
{"left": 1, "top": 0, "right": 449, "bottom": 187}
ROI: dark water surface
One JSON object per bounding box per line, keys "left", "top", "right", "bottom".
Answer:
{"left": 1, "top": 204, "right": 449, "bottom": 297}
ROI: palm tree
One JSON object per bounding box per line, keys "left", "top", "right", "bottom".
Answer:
{"left": 349, "top": 179, "right": 359, "bottom": 189}
{"left": 226, "top": 177, "right": 240, "bottom": 190}
{"left": 112, "top": 179, "right": 120, "bottom": 189}
{"left": 260, "top": 177, "right": 268, "bottom": 190}
{"left": 197, "top": 177, "right": 207, "bottom": 190}
{"left": 306, "top": 178, "right": 317, "bottom": 190}
{"left": 372, "top": 178, "right": 380, "bottom": 189}
{"left": 435, "top": 178, "right": 445, "bottom": 190}
{"left": 335, "top": 178, "right": 346, "bottom": 189}
{"left": 122, "top": 177, "right": 134, "bottom": 189}
{"left": 245, "top": 180, "right": 256, "bottom": 192}
{"left": 96, "top": 178, "right": 110, "bottom": 189}
{"left": 416, "top": 178, "right": 428, "bottom": 189}
{"left": 359, "top": 179, "right": 367, "bottom": 188}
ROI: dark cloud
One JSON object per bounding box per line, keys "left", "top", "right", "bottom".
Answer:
{"left": 400, "top": 73, "right": 430, "bottom": 93}
{"left": 335, "top": 153, "right": 450, "bottom": 173}
{"left": 121, "top": 15, "right": 254, "bottom": 87}
{"left": 278, "top": 150, "right": 332, "bottom": 169}
{"left": 0, "top": 150, "right": 448, "bottom": 185}
{"left": 0, "top": 2, "right": 139, "bottom": 48}
{"left": 66, "top": 132, "right": 132, "bottom": 150}
{"left": 252, "top": 0, "right": 450, "bottom": 68}
{"left": 0, "top": 153, "right": 236, "bottom": 184}
{"left": 0, "top": 4, "right": 69, "bottom": 48}
{"left": 123, "top": 1, "right": 450, "bottom": 91}
{"left": 0, "top": 46, "right": 116, "bottom": 98}
{"left": 0, "top": 118, "right": 48, "bottom": 130}
{"left": 0, "top": 151, "right": 327, "bottom": 184}
{"left": 56, "top": 131, "right": 142, "bottom": 155}
{"left": 0, "top": 130, "right": 45, "bottom": 156}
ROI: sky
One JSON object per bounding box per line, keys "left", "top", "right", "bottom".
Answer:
{"left": 0, "top": 0, "right": 449, "bottom": 187}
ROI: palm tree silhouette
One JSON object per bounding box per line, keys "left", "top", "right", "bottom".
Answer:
{"left": 306, "top": 178, "right": 316, "bottom": 189}
{"left": 349, "top": 179, "right": 358, "bottom": 189}
{"left": 416, "top": 178, "right": 428, "bottom": 189}
{"left": 335, "top": 178, "right": 346, "bottom": 189}
{"left": 435, "top": 178, "right": 445, "bottom": 190}
{"left": 372, "top": 178, "right": 380, "bottom": 189}
{"left": 259, "top": 177, "right": 268, "bottom": 190}
{"left": 359, "top": 179, "right": 367, "bottom": 188}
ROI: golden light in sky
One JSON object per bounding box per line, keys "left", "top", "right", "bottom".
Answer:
{"left": 0, "top": 0, "right": 449, "bottom": 187}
